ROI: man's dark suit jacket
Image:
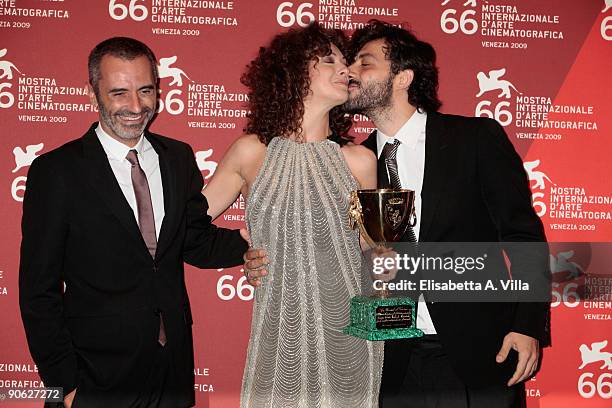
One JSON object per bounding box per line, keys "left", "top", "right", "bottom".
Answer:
{"left": 19, "top": 123, "right": 248, "bottom": 407}
{"left": 362, "top": 112, "right": 551, "bottom": 388}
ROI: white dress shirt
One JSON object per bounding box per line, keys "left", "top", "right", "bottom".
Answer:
{"left": 377, "top": 110, "right": 437, "bottom": 334}
{"left": 96, "top": 125, "right": 165, "bottom": 238}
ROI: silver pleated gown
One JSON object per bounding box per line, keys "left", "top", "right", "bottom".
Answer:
{"left": 241, "top": 137, "right": 383, "bottom": 408}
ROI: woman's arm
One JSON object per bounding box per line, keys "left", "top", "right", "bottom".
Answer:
{"left": 203, "top": 134, "right": 264, "bottom": 220}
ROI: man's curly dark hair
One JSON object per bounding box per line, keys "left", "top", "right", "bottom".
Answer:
{"left": 350, "top": 20, "right": 442, "bottom": 113}
{"left": 241, "top": 22, "right": 353, "bottom": 146}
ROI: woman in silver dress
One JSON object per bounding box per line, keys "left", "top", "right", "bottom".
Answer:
{"left": 203, "top": 23, "right": 382, "bottom": 407}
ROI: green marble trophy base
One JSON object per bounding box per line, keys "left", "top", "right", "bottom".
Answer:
{"left": 344, "top": 295, "right": 424, "bottom": 341}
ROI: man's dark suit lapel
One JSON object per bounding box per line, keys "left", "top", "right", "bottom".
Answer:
{"left": 81, "top": 125, "right": 181, "bottom": 261}
{"left": 82, "top": 125, "right": 150, "bottom": 256}
{"left": 419, "top": 112, "right": 451, "bottom": 241}
{"left": 146, "top": 133, "right": 179, "bottom": 261}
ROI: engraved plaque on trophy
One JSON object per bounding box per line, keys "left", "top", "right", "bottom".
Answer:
{"left": 343, "top": 189, "right": 424, "bottom": 341}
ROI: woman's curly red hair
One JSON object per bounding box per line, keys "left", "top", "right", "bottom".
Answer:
{"left": 241, "top": 22, "right": 353, "bottom": 145}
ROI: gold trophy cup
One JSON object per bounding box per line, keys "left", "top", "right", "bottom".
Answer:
{"left": 343, "top": 189, "right": 424, "bottom": 341}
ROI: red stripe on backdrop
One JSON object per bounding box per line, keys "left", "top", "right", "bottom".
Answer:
{"left": 524, "top": 8, "right": 612, "bottom": 408}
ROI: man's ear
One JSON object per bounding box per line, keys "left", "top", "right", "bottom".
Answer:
{"left": 394, "top": 69, "right": 414, "bottom": 91}
{"left": 87, "top": 84, "right": 98, "bottom": 108}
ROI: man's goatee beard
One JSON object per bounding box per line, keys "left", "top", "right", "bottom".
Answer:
{"left": 99, "top": 103, "right": 153, "bottom": 140}
{"left": 342, "top": 75, "right": 394, "bottom": 118}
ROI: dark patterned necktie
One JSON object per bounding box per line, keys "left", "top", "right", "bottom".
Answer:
{"left": 381, "top": 140, "right": 417, "bottom": 243}
{"left": 126, "top": 149, "right": 166, "bottom": 346}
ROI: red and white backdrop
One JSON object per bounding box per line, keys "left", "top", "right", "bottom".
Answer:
{"left": 1, "top": 0, "right": 610, "bottom": 407}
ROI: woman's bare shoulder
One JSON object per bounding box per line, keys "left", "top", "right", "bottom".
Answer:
{"left": 234, "top": 133, "right": 265, "bottom": 150}
{"left": 341, "top": 143, "right": 376, "bottom": 163}
{"left": 341, "top": 142, "right": 377, "bottom": 188}
{"left": 227, "top": 134, "right": 266, "bottom": 160}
